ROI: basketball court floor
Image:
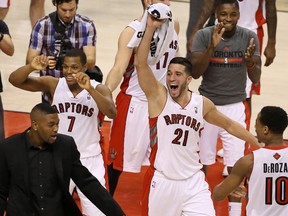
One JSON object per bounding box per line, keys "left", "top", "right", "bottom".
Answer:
{"left": 1, "top": 0, "right": 287, "bottom": 215}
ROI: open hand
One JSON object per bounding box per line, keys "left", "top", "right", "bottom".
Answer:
{"left": 245, "top": 38, "right": 256, "bottom": 63}
{"left": 212, "top": 22, "right": 225, "bottom": 48}
{"left": 31, "top": 55, "right": 53, "bottom": 70}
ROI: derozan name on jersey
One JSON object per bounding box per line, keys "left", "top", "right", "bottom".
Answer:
{"left": 263, "top": 163, "right": 288, "bottom": 173}
{"left": 53, "top": 102, "right": 94, "bottom": 117}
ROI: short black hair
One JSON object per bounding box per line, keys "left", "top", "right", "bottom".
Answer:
{"left": 259, "top": 106, "right": 288, "bottom": 134}
{"left": 52, "top": 0, "right": 78, "bottom": 6}
{"left": 169, "top": 57, "right": 193, "bottom": 76}
{"left": 64, "top": 48, "right": 87, "bottom": 66}
{"left": 31, "top": 103, "right": 58, "bottom": 115}
{"left": 215, "top": 0, "right": 239, "bottom": 10}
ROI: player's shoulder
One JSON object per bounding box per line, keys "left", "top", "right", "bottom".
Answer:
{"left": 126, "top": 19, "right": 140, "bottom": 31}
{"left": 119, "top": 24, "right": 137, "bottom": 43}
{"left": 234, "top": 153, "right": 254, "bottom": 173}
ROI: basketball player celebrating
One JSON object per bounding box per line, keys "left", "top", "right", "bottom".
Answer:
{"left": 105, "top": 0, "right": 179, "bottom": 196}
{"left": 134, "top": 14, "right": 262, "bottom": 216}
{"left": 9, "top": 49, "right": 116, "bottom": 216}
{"left": 214, "top": 106, "right": 288, "bottom": 216}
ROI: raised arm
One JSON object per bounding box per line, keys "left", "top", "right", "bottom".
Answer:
{"left": 9, "top": 55, "right": 57, "bottom": 94}
{"left": 134, "top": 15, "right": 167, "bottom": 117}
{"left": 245, "top": 38, "right": 262, "bottom": 83}
{"left": 190, "top": 23, "right": 225, "bottom": 79}
{"left": 73, "top": 72, "right": 116, "bottom": 119}
{"left": 105, "top": 27, "right": 135, "bottom": 92}
{"left": 203, "top": 97, "right": 262, "bottom": 148}
{"left": 134, "top": 15, "right": 167, "bottom": 102}
{"left": 263, "top": 0, "right": 277, "bottom": 66}
{"left": 134, "top": 17, "right": 161, "bottom": 97}
{"left": 213, "top": 154, "right": 253, "bottom": 201}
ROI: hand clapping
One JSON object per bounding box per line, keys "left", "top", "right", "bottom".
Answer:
{"left": 245, "top": 38, "right": 256, "bottom": 62}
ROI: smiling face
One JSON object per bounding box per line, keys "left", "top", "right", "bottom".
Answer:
{"left": 215, "top": 2, "right": 239, "bottom": 34}
{"left": 62, "top": 56, "right": 86, "bottom": 86}
{"left": 166, "top": 63, "right": 192, "bottom": 100}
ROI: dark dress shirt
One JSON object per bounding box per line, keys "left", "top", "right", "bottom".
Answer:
{"left": 26, "top": 133, "right": 65, "bottom": 216}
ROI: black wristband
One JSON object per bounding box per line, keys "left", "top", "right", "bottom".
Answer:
{"left": 0, "top": 33, "right": 4, "bottom": 42}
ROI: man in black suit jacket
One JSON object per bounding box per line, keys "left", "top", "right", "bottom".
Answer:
{"left": 0, "top": 103, "right": 125, "bottom": 216}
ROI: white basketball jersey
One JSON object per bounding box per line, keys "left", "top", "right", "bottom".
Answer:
{"left": 121, "top": 20, "right": 179, "bottom": 101}
{"left": 238, "top": 0, "right": 266, "bottom": 34}
{"left": 247, "top": 146, "right": 288, "bottom": 216}
{"left": 151, "top": 92, "right": 204, "bottom": 180}
{"left": 52, "top": 78, "right": 101, "bottom": 158}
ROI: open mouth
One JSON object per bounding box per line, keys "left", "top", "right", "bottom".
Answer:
{"left": 170, "top": 84, "right": 179, "bottom": 91}
{"left": 50, "top": 134, "right": 57, "bottom": 142}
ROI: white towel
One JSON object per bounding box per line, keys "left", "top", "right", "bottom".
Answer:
{"left": 127, "top": 3, "right": 174, "bottom": 65}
